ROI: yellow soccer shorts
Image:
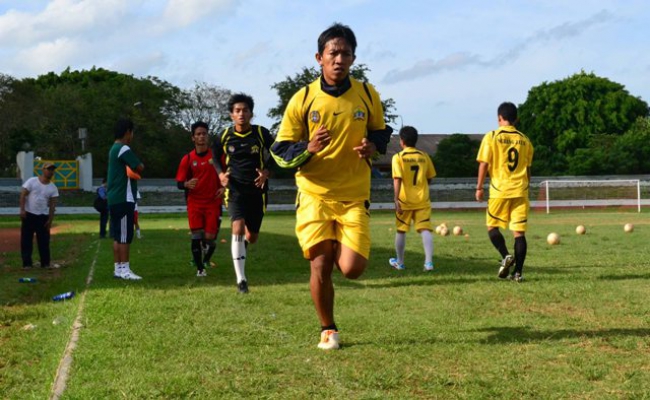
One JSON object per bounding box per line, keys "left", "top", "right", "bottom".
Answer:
{"left": 395, "top": 207, "right": 432, "bottom": 232}
{"left": 486, "top": 197, "right": 529, "bottom": 232}
{"left": 295, "top": 191, "right": 371, "bottom": 259}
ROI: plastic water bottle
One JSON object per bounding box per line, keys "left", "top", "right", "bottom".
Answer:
{"left": 19, "top": 277, "right": 37, "bottom": 283}
{"left": 52, "top": 291, "right": 75, "bottom": 302}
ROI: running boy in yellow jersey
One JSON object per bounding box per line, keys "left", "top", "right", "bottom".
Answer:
{"left": 271, "top": 23, "right": 392, "bottom": 350}
{"left": 476, "top": 102, "right": 534, "bottom": 282}
{"left": 389, "top": 126, "right": 436, "bottom": 271}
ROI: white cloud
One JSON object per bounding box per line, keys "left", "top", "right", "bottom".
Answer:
{"left": 14, "top": 37, "right": 83, "bottom": 72}
{"left": 161, "top": 0, "right": 237, "bottom": 28}
{"left": 0, "top": 0, "right": 131, "bottom": 46}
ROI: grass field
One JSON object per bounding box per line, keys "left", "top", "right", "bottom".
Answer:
{"left": 1, "top": 209, "right": 650, "bottom": 399}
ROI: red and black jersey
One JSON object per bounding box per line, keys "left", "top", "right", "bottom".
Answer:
{"left": 176, "top": 149, "right": 222, "bottom": 205}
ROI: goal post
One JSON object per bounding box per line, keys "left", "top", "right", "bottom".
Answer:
{"left": 539, "top": 179, "right": 641, "bottom": 213}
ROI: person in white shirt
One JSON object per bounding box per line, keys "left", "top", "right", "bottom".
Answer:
{"left": 20, "top": 162, "right": 60, "bottom": 269}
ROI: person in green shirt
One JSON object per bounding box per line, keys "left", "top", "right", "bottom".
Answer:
{"left": 107, "top": 118, "right": 144, "bottom": 280}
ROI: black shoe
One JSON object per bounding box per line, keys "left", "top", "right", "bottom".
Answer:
{"left": 237, "top": 280, "right": 249, "bottom": 294}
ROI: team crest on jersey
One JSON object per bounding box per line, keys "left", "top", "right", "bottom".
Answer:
{"left": 353, "top": 107, "right": 365, "bottom": 121}
{"left": 192, "top": 161, "right": 198, "bottom": 167}
{"left": 310, "top": 111, "right": 321, "bottom": 123}
{"left": 208, "top": 158, "right": 213, "bottom": 164}
{"left": 251, "top": 145, "right": 260, "bottom": 154}
{"left": 228, "top": 145, "right": 235, "bottom": 153}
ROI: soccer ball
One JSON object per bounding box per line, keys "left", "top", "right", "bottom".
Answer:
{"left": 547, "top": 232, "right": 560, "bottom": 245}
{"left": 453, "top": 226, "right": 463, "bottom": 236}
{"left": 439, "top": 226, "right": 450, "bottom": 236}
{"left": 624, "top": 223, "right": 634, "bottom": 233}
{"left": 435, "top": 225, "right": 442, "bottom": 235}
{"left": 575, "top": 225, "right": 586, "bottom": 235}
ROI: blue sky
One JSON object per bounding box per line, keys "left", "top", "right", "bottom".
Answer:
{"left": 0, "top": 0, "right": 648, "bottom": 134}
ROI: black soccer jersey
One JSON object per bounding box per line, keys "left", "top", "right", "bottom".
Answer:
{"left": 212, "top": 125, "right": 273, "bottom": 192}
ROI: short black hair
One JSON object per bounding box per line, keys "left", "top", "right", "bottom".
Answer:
{"left": 318, "top": 23, "right": 357, "bottom": 55}
{"left": 114, "top": 118, "right": 134, "bottom": 139}
{"left": 228, "top": 93, "right": 254, "bottom": 113}
{"left": 191, "top": 121, "right": 209, "bottom": 135}
{"left": 498, "top": 102, "right": 518, "bottom": 124}
{"left": 399, "top": 126, "right": 418, "bottom": 147}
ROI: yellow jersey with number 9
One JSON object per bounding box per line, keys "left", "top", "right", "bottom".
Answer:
{"left": 476, "top": 126, "right": 534, "bottom": 199}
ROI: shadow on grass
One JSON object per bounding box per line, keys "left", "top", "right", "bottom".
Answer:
{"left": 472, "top": 326, "right": 650, "bottom": 344}
{"left": 2, "top": 227, "right": 507, "bottom": 304}
{"left": 597, "top": 273, "right": 650, "bottom": 281}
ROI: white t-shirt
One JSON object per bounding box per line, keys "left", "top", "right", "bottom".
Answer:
{"left": 22, "top": 177, "right": 59, "bottom": 215}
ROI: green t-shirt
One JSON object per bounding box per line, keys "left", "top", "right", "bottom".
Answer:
{"left": 107, "top": 142, "right": 142, "bottom": 206}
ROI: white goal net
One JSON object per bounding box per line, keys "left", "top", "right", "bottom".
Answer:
{"left": 538, "top": 179, "right": 641, "bottom": 213}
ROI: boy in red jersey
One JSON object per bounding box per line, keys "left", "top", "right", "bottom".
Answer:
{"left": 176, "top": 121, "right": 224, "bottom": 276}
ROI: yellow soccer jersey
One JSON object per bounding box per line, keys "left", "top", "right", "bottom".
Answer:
{"left": 476, "top": 126, "right": 534, "bottom": 199}
{"left": 392, "top": 147, "right": 436, "bottom": 210}
{"left": 275, "top": 77, "right": 386, "bottom": 201}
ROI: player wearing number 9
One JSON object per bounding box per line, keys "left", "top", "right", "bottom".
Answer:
{"left": 475, "top": 102, "right": 534, "bottom": 282}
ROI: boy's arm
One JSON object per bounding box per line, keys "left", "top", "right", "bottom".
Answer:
{"left": 476, "top": 162, "right": 488, "bottom": 202}
{"left": 393, "top": 178, "right": 403, "bottom": 214}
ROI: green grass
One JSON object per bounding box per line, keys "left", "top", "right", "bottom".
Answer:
{"left": 1, "top": 209, "right": 650, "bottom": 399}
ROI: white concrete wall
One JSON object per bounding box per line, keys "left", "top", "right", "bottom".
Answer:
{"left": 16, "top": 151, "right": 34, "bottom": 182}
{"left": 77, "top": 153, "right": 93, "bottom": 191}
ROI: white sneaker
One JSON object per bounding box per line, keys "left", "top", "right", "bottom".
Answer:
{"left": 498, "top": 255, "right": 515, "bottom": 279}
{"left": 423, "top": 261, "right": 434, "bottom": 271}
{"left": 389, "top": 257, "right": 405, "bottom": 270}
{"left": 196, "top": 269, "right": 207, "bottom": 277}
{"left": 317, "top": 329, "right": 340, "bottom": 350}
{"left": 114, "top": 268, "right": 142, "bottom": 280}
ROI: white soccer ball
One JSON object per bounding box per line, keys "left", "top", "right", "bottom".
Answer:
{"left": 439, "top": 226, "right": 450, "bottom": 236}
{"left": 435, "top": 225, "right": 442, "bottom": 235}
{"left": 453, "top": 226, "right": 463, "bottom": 236}
{"left": 547, "top": 232, "right": 560, "bottom": 245}
{"left": 575, "top": 225, "right": 586, "bottom": 235}
{"left": 624, "top": 223, "right": 634, "bottom": 233}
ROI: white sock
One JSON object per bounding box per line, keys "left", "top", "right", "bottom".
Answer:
{"left": 232, "top": 235, "right": 246, "bottom": 283}
{"left": 421, "top": 230, "right": 434, "bottom": 264}
{"left": 395, "top": 232, "right": 406, "bottom": 264}
{"left": 114, "top": 262, "right": 121, "bottom": 274}
{"left": 122, "top": 261, "right": 130, "bottom": 271}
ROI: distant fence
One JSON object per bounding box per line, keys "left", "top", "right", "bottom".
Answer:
{"left": 1, "top": 176, "right": 649, "bottom": 215}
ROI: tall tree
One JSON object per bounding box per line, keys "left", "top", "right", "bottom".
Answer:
{"left": 518, "top": 71, "right": 649, "bottom": 175}
{"left": 0, "top": 68, "right": 188, "bottom": 178}
{"left": 172, "top": 82, "right": 232, "bottom": 136}
{"left": 268, "top": 64, "right": 398, "bottom": 131}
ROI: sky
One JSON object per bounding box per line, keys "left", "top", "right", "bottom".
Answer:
{"left": 0, "top": 0, "right": 648, "bottom": 134}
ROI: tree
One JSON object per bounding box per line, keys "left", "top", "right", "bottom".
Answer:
{"left": 0, "top": 68, "right": 189, "bottom": 178}
{"left": 432, "top": 134, "right": 481, "bottom": 177}
{"left": 518, "top": 71, "right": 649, "bottom": 175}
{"left": 268, "top": 64, "right": 398, "bottom": 131}
{"left": 171, "top": 82, "right": 232, "bottom": 136}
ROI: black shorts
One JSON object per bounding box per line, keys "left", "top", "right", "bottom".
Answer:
{"left": 109, "top": 202, "right": 135, "bottom": 244}
{"left": 226, "top": 187, "right": 268, "bottom": 234}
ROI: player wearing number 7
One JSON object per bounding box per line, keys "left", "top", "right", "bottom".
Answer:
{"left": 475, "top": 102, "right": 534, "bottom": 282}
{"left": 389, "top": 126, "right": 436, "bottom": 271}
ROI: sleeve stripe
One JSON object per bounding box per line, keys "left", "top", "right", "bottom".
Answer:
{"left": 271, "top": 149, "right": 312, "bottom": 169}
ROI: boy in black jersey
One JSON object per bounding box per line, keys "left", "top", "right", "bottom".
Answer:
{"left": 212, "top": 93, "right": 274, "bottom": 293}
